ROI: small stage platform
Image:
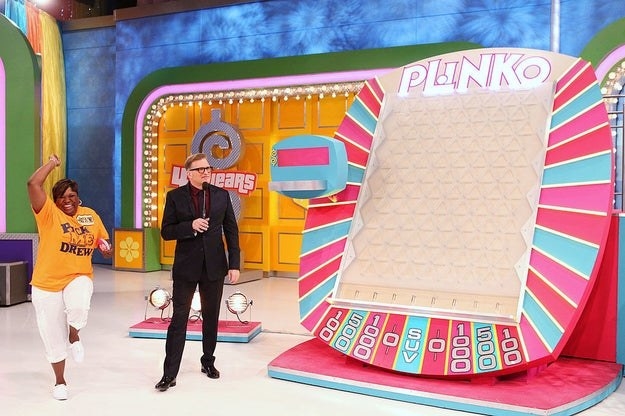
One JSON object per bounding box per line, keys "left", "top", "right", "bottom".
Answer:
{"left": 268, "top": 338, "right": 623, "bottom": 415}
{"left": 129, "top": 318, "right": 262, "bottom": 343}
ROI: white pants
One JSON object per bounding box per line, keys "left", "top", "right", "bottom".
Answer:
{"left": 31, "top": 276, "right": 93, "bottom": 363}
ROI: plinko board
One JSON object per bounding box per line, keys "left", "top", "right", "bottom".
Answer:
{"left": 270, "top": 48, "right": 615, "bottom": 378}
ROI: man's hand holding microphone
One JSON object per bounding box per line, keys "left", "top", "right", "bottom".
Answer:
{"left": 193, "top": 181, "right": 210, "bottom": 234}
{"left": 193, "top": 217, "right": 209, "bottom": 233}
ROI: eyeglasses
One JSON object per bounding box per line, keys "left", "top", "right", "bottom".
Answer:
{"left": 188, "top": 166, "right": 212, "bottom": 174}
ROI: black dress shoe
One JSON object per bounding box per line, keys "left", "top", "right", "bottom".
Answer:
{"left": 155, "top": 376, "right": 176, "bottom": 391}
{"left": 201, "top": 364, "right": 220, "bottom": 379}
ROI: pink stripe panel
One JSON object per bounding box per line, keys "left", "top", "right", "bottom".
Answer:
{"left": 301, "top": 301, "right": 332, "bottom": 331}
{"left": 341, "top": 139, "right": 371, "bottom": 167}
{"left": 420, "top": 318, "right": 450, "bottom": 375}
{"left": 366, "top": 78, "right": 385, "bottom": 104}
{"left": 539, "top": 184, "right": 612, "bottom": 213}
{"left": 553, "top": 59, "right": 585, "bottom": 94}
{"left": 525, "top": 269, "right": 575, "bottom": 329}
{"left": 276, "top": 147, "right": 329, "bottom": 166}
{"left": 300, "top": 238, "right": 347, "bottom": 280}
{"left": 529, "top": 249, "right": 588, "bottom": 304}
{"left": 535, "top": 207, "right": 607, "bottom": 244}
{"left": 494, "top": 325, "right": 526, "bottom": 371}
{"left": 299, "top": 250, "right": 344, "bottom": 288}
{"left": 519, "top": 314, "right": 552, "bottom": 362}
{"left": 304, "top": 204, "right": 356, "bottom": 230}
{"left": 372, "top": 313, "right": 406, "bottom": 368}
{"left": 545, "top": 124, "right": 611, "bottom": 166}
{"left": 552, "top": 62, "right": 595, "bottom": 111}
{"left": 548, "top": 104, "right": 608, "bottom": 146}
{"left": 336, "top": 116, "right": 374, "bottom": 149}
{"left": 356, "top": 82, "right": 382, "bottom": 116}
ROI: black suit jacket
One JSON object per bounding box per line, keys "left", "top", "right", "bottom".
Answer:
{"left": 161, "top": 182, "right": 240, "bottom": 282}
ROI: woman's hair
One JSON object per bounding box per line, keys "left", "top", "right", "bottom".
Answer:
{"left": 52, "top": 179, "right": 79, "bottom": 200}
{"left": 184, "top": 153, "right": 208, "bottom": 169}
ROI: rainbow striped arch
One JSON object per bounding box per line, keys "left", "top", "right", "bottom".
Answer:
{"left": 292, "top": 48, "right": 614, "bottom": 378}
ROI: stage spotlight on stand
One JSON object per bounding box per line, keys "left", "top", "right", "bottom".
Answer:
{"left": 225, "top": 291, "right": 253, "bottom": 324}
{"left": 190, "top": 291, "right": 202, "bottom": 322}
{"left": 145, "top": 287, "right": 171, "bottom": 320}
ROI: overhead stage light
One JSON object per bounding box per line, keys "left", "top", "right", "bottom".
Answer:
{"left": 145, "top": 287, "right": 171, "bottom": 320}
{"left": 225, "top": 291, "right": 253, "bottom": 324}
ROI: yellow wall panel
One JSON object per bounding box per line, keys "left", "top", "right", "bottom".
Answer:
{"left": 277, "top": 98, "right": 307, "bottom": 129}
{"left": 243, "top": 187, "right": 264, "bottom": 219}
{"left": 278, "top": 194, "right": 305, "bottom": 220}
{"left": 163, "top": 144, "right": 189, "bottom": 172}
{"left": 236, "top": 101, "right": 267, "bottom": 131}
{"left": 272, "top": 230, "right": 303, "bottom": 271}
{"left": 317, "top": 95, "right": 350, "bottom": 128}
{"left": 162, "top": 239, "right": 176, "bottom": 260}
{"left": 239, "top": 142, "right": 264, "bottom": 174}
{"left": 239, "top": 230, "right": 264, "bottom": 264}
{"left": 162, "top": 105, "right": 193, "bottom": 136}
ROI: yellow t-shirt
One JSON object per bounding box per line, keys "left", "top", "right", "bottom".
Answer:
{"left": 31, "top": 197, "right": 109, "bottom": 291}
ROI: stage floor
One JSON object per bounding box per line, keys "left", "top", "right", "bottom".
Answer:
{"left": 1, "top": 265, "right": 624, "bottom": 415}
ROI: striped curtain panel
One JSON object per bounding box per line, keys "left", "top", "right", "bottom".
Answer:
{"left": 3, "top": 0, "right": 66, "bottom": 191}
{"left": 39, "top": 11, "right": 67, "bottom": 190}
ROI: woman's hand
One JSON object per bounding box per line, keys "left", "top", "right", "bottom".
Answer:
{"left": 98, "top": 239, "right": 113, "bottom": 258}
{"left": 49, "top": 154, "right": 61, "bottom": 167}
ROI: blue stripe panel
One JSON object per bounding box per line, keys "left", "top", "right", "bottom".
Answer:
{"left": 128, "top": 331, "right": 164, "bottom": 339}
{"left": 533, "top": 227, "right": 598, "bottom": 277}
{"left": 550, "top": 85, "right": 603, "bottom": 130}
{"left": 542, "top": 153, "right": 611, "bottom": 186}
{"left": 129, "top": 330, "right": 260, "bottom": 343}
{"left": 347, "top": 164, "right": 365, "bottom": 183}
{"left": 394, "top": 315, "right": 430, "bottom": 373}
{"left": 301, "top": 220, "right": 352, "bottom": 253}
{"left": 522, "top": 291, "right": 562, "bottom": 351}
{"left": 216, "top": 330, "right": 262, "bottom": 343}
{"left": 348, "top": 98, "right": 378, "bottom": 133}
{"left": 299, "top": 273, "right": 337, "bottom": 319}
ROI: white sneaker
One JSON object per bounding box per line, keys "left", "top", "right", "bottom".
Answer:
{"left": 52, "top": 384, "right": 68, "bottom": 400}
{"left": 70, "top": 341, "right": 84, "bottom": 363}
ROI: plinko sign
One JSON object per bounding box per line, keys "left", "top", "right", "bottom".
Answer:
{"left": 273, "top": 48, "right": 615, "bottom": 378}
{"left": 398, "top": 51, "right": 553, "bottom": 94}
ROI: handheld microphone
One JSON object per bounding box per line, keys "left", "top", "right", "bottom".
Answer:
{"left": 202, "top": 182, "right": 209, "bottom": 219}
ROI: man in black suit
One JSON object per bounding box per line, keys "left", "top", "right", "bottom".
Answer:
{"left": 155, "top": 153, "right": 240, "bottom": 391}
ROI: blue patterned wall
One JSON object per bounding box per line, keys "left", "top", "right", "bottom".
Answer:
{"left": 61, "top": 0, "right": 625, "bottom": 263}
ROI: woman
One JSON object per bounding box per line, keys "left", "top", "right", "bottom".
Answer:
{"left": 27, "top": 154, "right": 112, "bottom": 400}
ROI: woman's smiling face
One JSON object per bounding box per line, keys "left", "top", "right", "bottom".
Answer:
{"left": 55, "top": 187, "right": 80, "bottom": 216}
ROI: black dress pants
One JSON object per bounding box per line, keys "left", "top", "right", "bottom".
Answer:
{"left": 163, "top": 266, "right": 225, "bottom": 378}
